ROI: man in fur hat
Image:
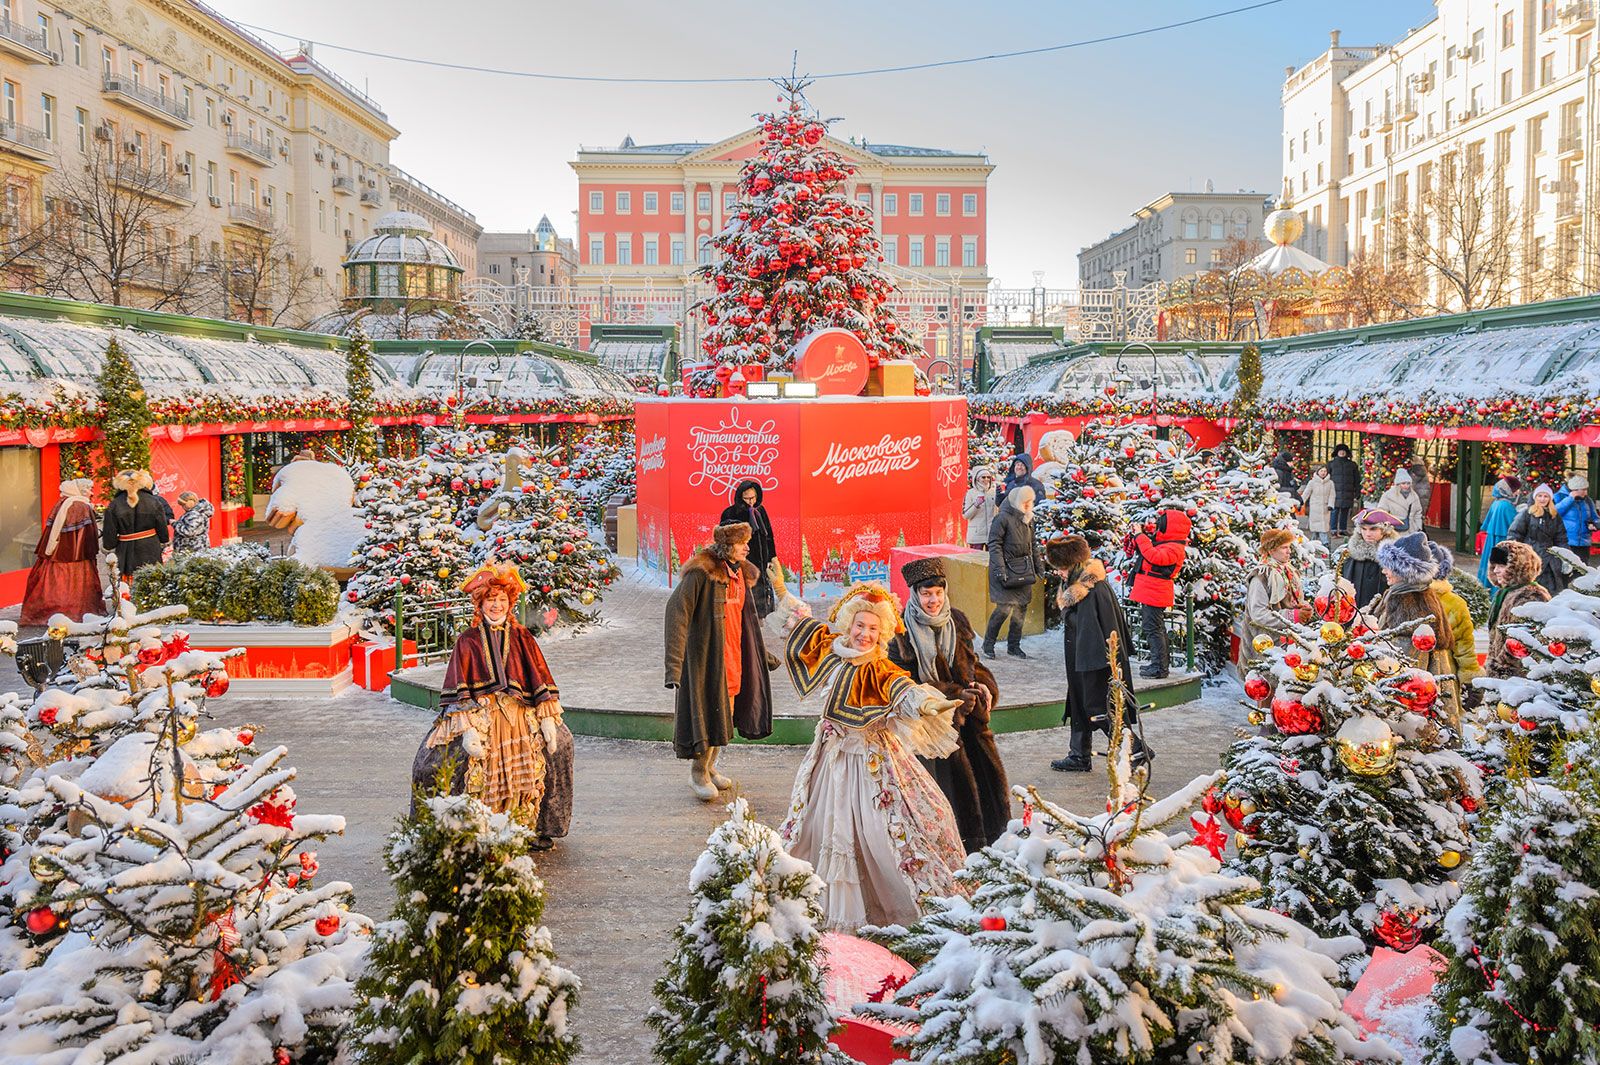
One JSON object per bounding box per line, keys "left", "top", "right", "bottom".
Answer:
{"left": 664, "top": 521, "right": 776, "bottom": 801}
{"left": 887, "top": 556, "right": 1009, "bottom": 851}
{"left": 101, "top": 469, "right": 170, "bottom": 577}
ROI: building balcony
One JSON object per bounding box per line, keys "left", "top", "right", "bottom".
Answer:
{"left": 110, "top": 163, "right": 195, "bottom": 205}
{"left": 1375, "top": 110, "right": 1394, "bottom": 132}
{"left": 1560, "top": 2, "right": 1596, "bottom": 34}
{"left": 1559, "top": 132, "right": 1585, "bottom": 158}
{"left": 224, "top": 133, "right": 274, "bottom": 165}
{"left": 360, "top": 187, "right": 383, "bottom": 206}
{"left": 0, "top": 15, "right": 55, "bottom": 63}
{"left": 1557, "top": 195, "right": 1582, "bottom": 222}
{"left": 332, "top": 175, "right": 356, "bottom": 195}
{"left": 226, "top": 202, "right": 274, "bottom": 231}
{"left": 0, "top": 119, "right": 53, "bottom": 162}
{"left": 101, "top": 74, "right": 190, "bottom": 128}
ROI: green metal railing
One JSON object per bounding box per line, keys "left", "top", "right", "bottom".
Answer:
{"left": 392, "top": 594, "right": 475, "bottom": 664}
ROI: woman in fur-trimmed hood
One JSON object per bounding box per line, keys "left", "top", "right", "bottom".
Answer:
{"left": 101, "top": 469, "right": 169, "bottom": 577}
{"left": 1484, "top": 540, "right": 1551, "bottom": 680}
{"left": 769, "top": 567, "right": 967, "bottom": 930}
{"left": 663, "top": 521, "right": 776, "bottom": 801}
{"left": 1371, "top": 532, "right": 1463, "bottom": 730}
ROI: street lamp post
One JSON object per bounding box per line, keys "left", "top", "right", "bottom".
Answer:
{"left": 455, "top": 338, "right": 504, "bottom": 407}
{"left": 1112, "top": 341, "right": 1160, "bottom": 425}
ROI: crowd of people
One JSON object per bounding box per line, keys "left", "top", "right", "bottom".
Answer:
{"left": 20, "top": 469, "right": 215, "bottom": 626}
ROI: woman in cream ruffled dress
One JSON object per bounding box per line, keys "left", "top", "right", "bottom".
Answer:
{"left": 767, "top": 563, "right": 968, "bottom": 930}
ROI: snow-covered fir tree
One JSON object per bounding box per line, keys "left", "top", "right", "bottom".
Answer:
{"left": 1425, "top": 736, "right": 1600, "bottom": 1065}
{"left": 474, "top": 446, "right": 619, "bottom": 629}
{"left": 648, "top": 798, "right": 846, "bottom": 1065}
{"left": 96, "top": 338, "right": 153, "bottom": 482}
{"left": 1472, "top": 556, "right": 1600, "bottom": 782}
{"left": 350, "top": 788, "right": 579, "bottom": 1065}
{"left": 691, "top": 82, "right": 919, "bottom": 386}
{"left": 0, "top": 601, "right": 366, "bottom": 1062}
{"left": 868, "top": 680, "right": 1395, "bottom": 1064}
{"left": 566, "top": 427, "right": 637, "bottom": 525}
{"left": 1031, "top": 422, "right": 1138, "bottom": 552}
{"left": 1223, "top": 611, "right": 1481, "bottom": 959}
{"left": 346, "top": 327, "right": 380, "bottom": 464}
{"left": 421, "top": 422, "right": 503, "bottom": 531}
{"left": 346, "top": 454, "right": 477, "bottom": 633}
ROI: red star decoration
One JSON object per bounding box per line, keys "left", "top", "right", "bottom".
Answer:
{"left": 1189, "top": 814, "right": 1229, "bottom": 861}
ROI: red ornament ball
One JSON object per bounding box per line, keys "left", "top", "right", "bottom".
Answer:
{"left": 25, "top": 907, "right": 58, "bottom": 935}
{"left": 237, "top": 728, "right": 255, "bottom": 746}
{"left": 347, "top": 590, "right": 359, "bottom": 602}
{"left": 1506, "top": 638, "right": 1529, "bottom": 659}
{"left": 1373, "top": 910, "right": 1421, "bottom": 952}
{"left": 205, "top": 674, "right": 231, "bottom": 699}
{"left": 978, "top": 909, "right": 1007, "bottom": 931}
{"left": 315, "top": 914, "right": 341, "bottom": 936}
{"left": 1270, "top": 697, "right": 1323, "bottom": 736}
{"left": 1547, "top": 640, "right": 1567, "bottom": 656}
{"left": 1411, "top": 626, "right": 1437, "bottom": 653}
{"left": 39, "top": 706, "right": 58, "bottom": 726}
{"left": 1243, "top": 675, "right": 1271, "bottom": 701}
{"left": 1390, "top": 668, "right": 1439, "bottom": 712}
{"left": 1283, "top": 652, "right": 1302, "bottom": 668}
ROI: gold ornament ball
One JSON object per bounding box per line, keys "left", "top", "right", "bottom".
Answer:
{"left": 1199, "top": 528, "right": 1218, "bottom": 544}
{"left": 1294, "top": 663, "right": 1320, "bottom": 683}
{"left": 175, "top": 718, "right": 198, "bottom": 745}
{"left": 1590, "top": 675, "right": 1600, "bottom": 697}
{"left": 579, "top": 591, "right": 595, "bottom": 605}
{"left": 1247, "top": 708, "right": 1266, "bottom": 726}
{"left": 29, "top": 853, "right": 63, "bottom": 884}
{"left": 437, "top": 567, "right": 451, "bottom": 579}
{"left": 1438, "top": 849, "right": 1463, "bottom": 869}
{"left": 1236, "top": 798, "right": 1257, "bottom": 817}
{"left": 1319, "top": 622, "right": 1346, "bottom": 643}
{"left": 1252, "top": 634, "right": 1275, "bottom": 654}
{"left": 1496, "top": 702, "right": 1520, "bottom": 723}
{"left": 1353, "top": 662, "right": 1377, "bottom": 681}
{"left": 547, "top": 551, "right": 559, "bottom": 563}
{"left": 1336, "top": 718, "right": 1399, "bottom": 776}
{"left": 46, "top": 624, "right": 69, "bottom": 641}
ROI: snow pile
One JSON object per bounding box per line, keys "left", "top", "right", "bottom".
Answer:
{"left": 266, "top": 460, "right": 366, "bottom": 570}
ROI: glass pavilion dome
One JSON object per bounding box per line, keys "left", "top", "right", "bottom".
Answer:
{"left": 341, "top": 211, "right": 464, "bottom": 307}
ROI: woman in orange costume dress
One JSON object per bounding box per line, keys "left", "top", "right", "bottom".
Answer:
{"left": 22, "top": 478, "right": 103, "bottom": 625}
{"left": 768, "top": 563, "right": 967, "bottom": 930}
{"left": 411, "top": 562, "right": 573, "bottom": 849}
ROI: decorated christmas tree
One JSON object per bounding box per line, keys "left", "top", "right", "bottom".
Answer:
{"left": 422, "top": 422, "right": 504, "bottom": 531}
{"left": 96, "top": 338, "right": 152, "bottom": 482}
{"left": 350, "top": 788, "right": 580, "bottom": 1065}
{"left": 868, "top": 660, "right": 1392, "bottom": 1064}
{"left": 346, "top": 326, "right": 380, "bottom": 464}
{"left": 474, "top": 446, "right": 620, "bottom": 629}
{"left": 1224, "top": 611, "right": 1481, "bottom": 959}
{"left": 1472, "top": 556, "right": 1600, "bottom": 781}
{"left": 692, "top": 80, "right": 919, "bottom": 386}
{"left": 647, "top": 798, "right": 845, "bottom": 1065}
{"left": 567, "top": 426, "right": 637, "bottom": 526}
{"left": 347, "top": 454, "right": 478, "bottom": 634}
{"left": 1425, "top": 736, "right": 1600, "bottom": 1065}
{"left": 1031, "top": 421, "right": 1139, "bottom": 552}
{"left": 0, "top": 601, "right": 366, "bottom": 1062}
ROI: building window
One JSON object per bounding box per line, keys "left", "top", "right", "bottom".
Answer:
{"left": 1182, "top": 218, "right": 1199, "bottom": 239}
{"left": 935, "top": 235, "right": 950, "bottom": 266}
{"left": 670, "top": 190, "right": 684, "bottom": 213}
{"left": 75, "top": 107, "right": 87, "bottom": 151}
{"left": 856, "top": 191, "right": 871, "bottom": 206}
{"left": 208, "top": 162, "right": 218, "bottom": 200}
{"left": 1541, "top": 52, "right": 1555, "bottom": 86}
{"left": 616, "top": 236, "right": 632, "bottom": 264}
{"left": 696, "top": 190, "right": 711, "bottom": 213}
{"left": 1185, "top": 248, "right": 1197, "bottom": 264}
{"left": 1503, "top": 10, "right": 1515, "bottom": 48}
{"left": 697, "top": 235, "right": 712, "bottom": 264}
{"left": 101, "top": 46, "right": 114, "bottom": 77}
{"left": 1209, "top": 249, "right": 1224, "bottom": 267}
{"left": 935, "top": 193, "right": 950, "bottom": 216}
{"left": 643, "top": 236, "right": 658, "bottom": 264}
{"left": 72, "top": 30, "right": 83, "bottom": 66}
{"left": 961, "top": 235, "right": 977, "bottom": 268}
{"left": 589, "top": 235, "right": 604, "bottom": 263}
{"left": 1317, "top": 161, "right": 1325, "bottom": 185}
{"left": 962, "top": 193, "right": 977, "bottom": 215}
{"left": 1472, "top": 28, "right": 1484, "bottom": 60}
{"left": 1, "top": 82, "right": 15, "bottom": 125}
{"left": 722, "top": 190, "right": 736, "bottom": 211}
{"left": 1209, "top": 217, "right": 1225, "bottom": 239}
{"left": 909, "top": 193, "right": 924, "bottom": 215}
{"left": 206, "top": 97, "right": 214, "bottom": 126}
{"left": 670, "top": 235, "right": 685, "bottom": 265}
{"left": 1542, "top": 0, "right": 1555, "bottom": 32}
{"left": 643, "top": 191, "right": 657, "bottom": 213}
{"left": 1579, "top": 34, "right": 1592, "bottom": 68}
{"left": 1530, "top": 114, "right": 1545, "bottom": 153}
{"left": 1502, "top": 70, "right": 1514, "bottom": 105}
{"left": 1364, "top": 143, "right": 1374, "bottom": 167}
{"left": 908, "top": 237, "right": 924, "bottom": 267}
{"left": 883, "top": 192, "right": 897, "bottom": 215}
{"left": 490, "top": 263, "right": 500, "bottom": 275}
{"left": 589, "top": 190, "right": 603, "bottom": 213}
{"left": 881, "top": 235, "right": 897, "bottom": 264}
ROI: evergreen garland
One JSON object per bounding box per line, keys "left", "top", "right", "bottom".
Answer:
{"left": 96, "top": 338, "right": 152, "bottom": 482}
{"left": 346, "top": 327, "right": 380, "bottom": 464}
{"left": 350, "top": 783, "right": 580, "bottom": 1065}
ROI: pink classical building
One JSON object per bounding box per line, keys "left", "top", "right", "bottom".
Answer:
{"left": 570, "top": 130, "right": 992, "bottom": 365}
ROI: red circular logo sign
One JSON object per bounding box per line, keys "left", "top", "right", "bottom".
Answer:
{"left": 793, "top": 328, "right": 870, "bottom": 396}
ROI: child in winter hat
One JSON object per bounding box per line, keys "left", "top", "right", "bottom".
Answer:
{"left": 1392, "top": 468, "right": 1413, "bottom": 486}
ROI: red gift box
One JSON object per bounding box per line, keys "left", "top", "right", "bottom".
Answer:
{"left": 353, "top": 637, "right": 417, "bottom": 692}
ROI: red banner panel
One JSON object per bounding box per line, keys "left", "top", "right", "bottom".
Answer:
{"left": 635, "top": 396, "right": 966, "bottom": 589}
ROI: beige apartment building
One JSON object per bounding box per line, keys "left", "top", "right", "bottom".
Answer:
{"left": 0, "top": 0, "right": 471, "bottom": 323}
{"left": 389, "top": 165, "right": 481, "bottom": 279}
{"left": 1283, "top": 2, "right": 1600, "bottom": 305}
{"left": 476, "top": 216, "right": 577, "bottom": 286}
{"left": 1078, "top": 189, "right": 1269, "bottom": 289}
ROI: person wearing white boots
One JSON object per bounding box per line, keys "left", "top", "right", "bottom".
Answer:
{"left": 664, "top": 522, "right": 777, "bottom": 801}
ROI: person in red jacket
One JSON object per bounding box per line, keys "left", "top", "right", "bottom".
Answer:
{"left": 1127, "top": 509, "right": 1190, "bottom": 679}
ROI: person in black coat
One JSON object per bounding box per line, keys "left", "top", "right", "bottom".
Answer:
{"left": 1271, "top": 451, "right": 1298, "bottom": 493}
{"left": 996, "top": 452, "right": 1046, "bottom": 507}
{"left": 1326, "top": 443, "right": 1362, "bottom": 536}
{"left": 1045, "top": 535, "right": 1150, "bottom": 772}
{"left": 984, "top": 486, "right": 1041, "bottom": 659}
{"left": 718, "top": 479, "right": 778, "bottom": 616}
{"left": 887, "top": 556, "right": 1009, "bottom": 853}
{"left": 101, "top": 469, "right": 170, "bottom": 577}
{"left": 1508, "top": 483, "right": 1570, "bottom": 595}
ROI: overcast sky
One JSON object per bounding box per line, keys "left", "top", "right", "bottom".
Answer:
{"left": 215, "top": 0, "right": 1437, "bottom": 288}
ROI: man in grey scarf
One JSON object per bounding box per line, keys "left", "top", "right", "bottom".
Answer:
{"left": 887, "top": 557, "right": 1011, "bottom": 852}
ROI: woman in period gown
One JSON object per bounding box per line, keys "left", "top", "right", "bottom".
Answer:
{"left": 22, "top": 478, "right": 103, "bottom": 625}
{"left": 768, "top": 565, "right": 968, "bottom": 930}
{"left": 411, "top": 562, "right": 574, "bottom": 849}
